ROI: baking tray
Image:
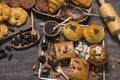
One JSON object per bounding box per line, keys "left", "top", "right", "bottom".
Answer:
{"left": 32, "top": 1, "right": 93, "bottom": 23}
{"left": 37, "top": 25, "right": 106, "bottom": 80}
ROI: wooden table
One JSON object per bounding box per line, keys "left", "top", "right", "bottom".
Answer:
{"left": 0, "top": 0, "right": 120, "bottom": 80}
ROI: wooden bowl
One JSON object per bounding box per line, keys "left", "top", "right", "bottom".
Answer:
{"left": 43, "top": 20, "right": 60, "bottom": 37}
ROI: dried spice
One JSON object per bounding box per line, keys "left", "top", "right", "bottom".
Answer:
{"left": 8, "top": 54, "right": 13, "bottom": 61}
{"left": 11, "top": 31, "right": 38, "bottom": 46}
{"left": 5, "top": 46, "right": 12, "bottom": 51}
{"left": 39, "top": 55, "right": 46, "bottom": 64}
{"left": 0, "top": 49, "right": 5, "bottom": 54}
{"left": 41, "top": 42, "right": 48, "bottom": 51}
{"left": 45, "top": 23, "right": 58, "bottom": 35}
{"left": 0, "top": 53, "right": 7, "bottom": 59}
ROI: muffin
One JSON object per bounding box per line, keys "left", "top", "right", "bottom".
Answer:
{"left": 84, "top": 24, "right": 105, "bottom": 43}
{"left": 88, "top": 44, "right": 108, "bottom": 66}
{"left": 63, "top": 21, "right": 84, "bottom": 41}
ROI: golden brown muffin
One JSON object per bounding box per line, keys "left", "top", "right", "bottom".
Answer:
{"left": 71, "top": 0, "right": 93, "bottom": 8}
{"left": 0, "top": 23, "right": 8, "bottom": 40}
{"left": 68, "top": 58, "right": 89, "bottom": 80}
{"left": 7, "top": 7, "right": 28, "bottom": 26}
{"left": 0, "top": 4, "right": 11, "bottom": 22}
{"left": 48, "top": 0, "right": 64, "bottom": 14}
{"left": 63, "top": 21, "right": 84, "bottom": 41}
{"left": 88, "top": 44, "right": 108, "bottom": 66}
{"left": 54, "top": 41, "right": 76, "bottom": 60}
{"left": 84, "top": 24, "right": 105, "bottom": 43}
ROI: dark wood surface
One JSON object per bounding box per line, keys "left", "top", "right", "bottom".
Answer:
{"left": 0, "top": 0, "right": 120, "bottom": 80}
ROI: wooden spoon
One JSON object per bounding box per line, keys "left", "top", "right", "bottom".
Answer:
{"left": 51, "top": 17, "right": 72, "bottom": 33}
{"left": 56, "top": 65, "right": 69, "bottom": 80}
{"left": 11, "top": 12, "right": 40, "bottom": 49}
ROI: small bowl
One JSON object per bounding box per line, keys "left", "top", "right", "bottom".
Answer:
{"left": 43, "top": 20, "right": 60, "bottom": 37}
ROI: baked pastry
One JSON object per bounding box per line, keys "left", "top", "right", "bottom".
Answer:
{"left": 71, "top": 0, "right": 93, "bottom": 8}
{"left": 0, "top": 23, "right": 8, "bottom": 40}
{"left": 63, "top": 21, "right": 84, "bottom": 41}
{"left": 0, "top": 4, "right": 11, "bottom": 22}
{"left": 7, "top": 7, "right": 28, "bottom": 26}
{"left": 9, "top": 0, "right": 21, "bottom": 7}
{"left": 68, "top": 58, "right": 89, "bottom": 80}
{"left": 35, "top": 0, "right": 49, "bottom": 13}
{"left": 21, "top": 0, "right": 36, "bottom": 10}
{"left": 54, "top": 41, "right": 76, "bottom": 60}
{"left": 84, "top": 24, "right": 105, "bottom": 43}
{"left": 88, "top": 44, "right": 108, "bottom": 66}
{"left": 48, "top": 0, "right": 64, "bottom": 14}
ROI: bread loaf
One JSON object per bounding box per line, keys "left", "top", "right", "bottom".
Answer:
{"left": 48, "top": 0, "right": 64, "bottom": 14}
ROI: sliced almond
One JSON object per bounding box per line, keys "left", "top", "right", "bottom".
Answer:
{"left": 105, "top": 73, "right": 109, "bottom": 77}
{"left": 91, "top": 71, "right": 96, "bottom": 77}
{"left": 116, "top": 59, "right": 120, "bottom": 64}
{"left": 82, "top": 60, "right": 88, "bottom": 66}
{"left": 32, "top": 64, "right": 37, "bottom": 70}
{"left": 33, "top": 71, "right": 38, "bottom": 76}
{"left": 111, "top": 64, "right": 116, "bottom": 70}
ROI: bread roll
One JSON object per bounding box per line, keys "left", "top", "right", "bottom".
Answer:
{"left": 71, "top": 0, "right": 93, "bottom": 8}
{"left": 84, "top": 24, "right": 105, "bottom": 43}
{"left": 48, "top": 0, "right": 64, "bottom": 14}
{"left": 63, "top": 21, "right": 84, "bottom": 41}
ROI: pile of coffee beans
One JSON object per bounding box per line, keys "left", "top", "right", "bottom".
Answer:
{"left": 10, "top": 30, "right": 38, "bottom": 46}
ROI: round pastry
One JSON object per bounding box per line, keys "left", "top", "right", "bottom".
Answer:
{"left": 7, "top": 7, "right": 28, "bottom": 26}
{"left": 9, "top": 0, "right": 21, "bottom": 7}
{"left": 48, "top": 0, "right": 64, "bottom": 14}
{"left": 84, "top": 24, "right": 105, "bottom": 43}
{"left": 88, "top": 44, "right": 108, "bottom": 66}
{"left": 21, "top": 0, "right": 36, "bottom": 10}
{"left": 63, "top": 21, "right": 84, "bottom": 41}
{"left": 0, "top": 23, "right": 8, "bottom": 40}
{"left": 0, "top": 4, "right": 11, "bottom": 22}
{"left": 70, "top": 0, "right": 93, "bottom": 8}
